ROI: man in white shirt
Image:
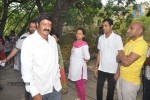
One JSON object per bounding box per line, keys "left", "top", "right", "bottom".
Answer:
{"left": 2, "top": 20, "right": 37, "bottom": 71}
{"left": 21, "top": 13, "right": 61, "bottom": 100}
{"left": 94, "top": 18, "right": 123, "bottom": 100}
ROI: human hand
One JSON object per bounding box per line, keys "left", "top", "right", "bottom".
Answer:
{"left": 0, "top": 59, "right": 7, "bottom": 66}
{"left": 33, "top": 93, "right": 42, "bottom": 100}
{"left": 116, "top": 55, "right": 121, "bottom": 63}
{"left": 83, "top": 59, "right": 88, "bottom": 62}
{"left": 61, "top": 88, "right": 68, "bottom": 95}
{"left": 94, "top": 67, "right": 98, "bottom": 79}
{"left": 114, "top": 72, "right": 120, "bottom": 81}
{"left": 117, "top": 51, "right": 125, "bottom": 63}
{"left": 119, "top": 51, "right": 125, "bottom": 57}
{"left": 1, "top": 59, "right": 7, "bottom": 63}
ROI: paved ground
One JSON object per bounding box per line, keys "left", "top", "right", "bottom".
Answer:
{"left": 0, "top": 59, "right": 143, "bottom": 100}
{"left": 0, "top": 65, "right": 25, "bottom": 100}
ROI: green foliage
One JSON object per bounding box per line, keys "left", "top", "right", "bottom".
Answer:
{"left": 63, "top": 0, "right": 102, "bottom": 28}
{"left": 133, "top": 16, "right": 150, "bottom": 42}
{"left": 3, "top": 0, "right": 37, "bottom": 35}
{"left": 0, "top": 1, "right": 3, "bottom": 17}
{"left": 147, "top": 9, "right": 150, "bottom": 16}
{"left": 39, "top": 0, "right": 55, "bottom": 12}
{"left": 0, "top": 0, "right": 147, "bottom": 37}
{"left": 96, "top": 0, "right": 135, "bottom": 44}
{"left": 59, "top": 33, "right": 74, "bottom": 64}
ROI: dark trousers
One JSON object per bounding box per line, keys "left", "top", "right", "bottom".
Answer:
{"left": 97, "top": 70, "right": 116, "bottom": 100}
{"left": 144, "top": 78, "right": 150, "bottom": 100}
{"left": 26, "top": 88, "right": 61, "bottom": 100}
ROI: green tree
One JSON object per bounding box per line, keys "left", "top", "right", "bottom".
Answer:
{"left": 134, "top": 16, "right": 150, "bottom": 42}
{"left": 0, "top": 0, "right": 137, "bottom": 37}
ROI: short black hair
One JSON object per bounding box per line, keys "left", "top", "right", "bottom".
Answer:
{"left": 36, "top": 13, "right": 52, "bottom": 24}
{"left": 30, "top": 20, "right": 36, "bottom": 24}
{"left": 77, "top": 27, "right": 86, "bottom": 35}
{"left": 103, "top": 18, "right": 113, "bottom": 26}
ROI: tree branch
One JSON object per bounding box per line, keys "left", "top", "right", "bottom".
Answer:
{"left": 0, "top": 0, "right": 10, "bottom": 35}
{"left": 35, "top": 0, "right": 44, "bottom": 13}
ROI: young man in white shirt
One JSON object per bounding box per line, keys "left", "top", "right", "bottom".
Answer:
{"left": 94, "top": 18, "right": 123, "bottom": 100}
{"left": 21, "top": 13, "right": 61, "bottom": 100}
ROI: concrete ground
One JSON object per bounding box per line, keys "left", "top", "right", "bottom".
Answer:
{"left": 0, "top": 65, "right": 25, "bottom": 100}
{"left": 0, "top": 59, "right": 143, "bottom": 100}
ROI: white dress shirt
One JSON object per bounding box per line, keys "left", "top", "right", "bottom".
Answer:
{"left": 97, "top": 32, "right": 123, "bottom": 73}
{"left": 68, "top": 45, "right": 90, "bottom": 81}
{"left": 21, "top": 30, "right": 61, "bottom": 97}
{"left": 15, "top": 32, "right": 30, "bottom": 50}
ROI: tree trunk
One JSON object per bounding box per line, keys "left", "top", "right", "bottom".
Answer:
{"left": 50, "top": 0, "right": 76, "bottom": 36}
{"left": 0, "top": 0, "right": 9, "bottom": 35}
{"left": 35, "top": 0, "right": 76, "bottom": 36}
{"left": 35, "top": 0, "right": 44, "bottom": 13}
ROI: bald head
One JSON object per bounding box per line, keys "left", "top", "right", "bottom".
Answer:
{"left": 131, "top": 21, "right": 145, "bottom": 34}
{"left": 127, "top": 21, "right": 145, "bottom": 40}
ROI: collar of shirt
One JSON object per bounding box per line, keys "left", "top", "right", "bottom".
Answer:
{"left": 34, "top": 30, "right": 53, "bottom": 43}
{"left": 103, "top": 31, "right": 115, "bottom": 39}
{"left": 129, "top": 36, "right": 144, "bottom": 43}
{"left": 26, "top": 32, "right": 30, "bottom": 36}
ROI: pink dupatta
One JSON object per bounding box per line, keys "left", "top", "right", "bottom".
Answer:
{"left": 73, "top": 40, "right": 88, "bottom": 48}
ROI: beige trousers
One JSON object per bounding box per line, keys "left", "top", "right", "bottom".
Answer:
{"left": 117, "top": 77, "right": 140, "bottom": 100}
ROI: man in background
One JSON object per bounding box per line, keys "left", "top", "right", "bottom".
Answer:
{"left": 2, "top": 20, "right": 37, "bottom": 71}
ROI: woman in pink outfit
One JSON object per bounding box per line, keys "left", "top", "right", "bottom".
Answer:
{"left": 68, "top": 28, "right": 90, "bottom": 100}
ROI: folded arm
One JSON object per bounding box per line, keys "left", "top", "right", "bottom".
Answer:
{"left": 117, "top": 51, "right": 140, "bottom": 67}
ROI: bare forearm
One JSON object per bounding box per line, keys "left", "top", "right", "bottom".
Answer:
{"left": 119, "top": 53, "right": 140, "bottom": 67}
{"left": 119, "top": 56, "right": 131, "bottom": 66}
{"left": 94, "top": 50, "right": 100, "bottom": 78}
{"left": 7, "top": 48, "right": 18, "bottom": 60}
{"left": 116, "top": 64, "right": 120, "bottom": 74}
{"left": 95, "top": 51, "right": 100, "bottom": 67}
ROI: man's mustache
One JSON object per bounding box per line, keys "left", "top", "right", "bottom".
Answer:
{"left": 43, "top": 29, "right": 50, "bottom": 32}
